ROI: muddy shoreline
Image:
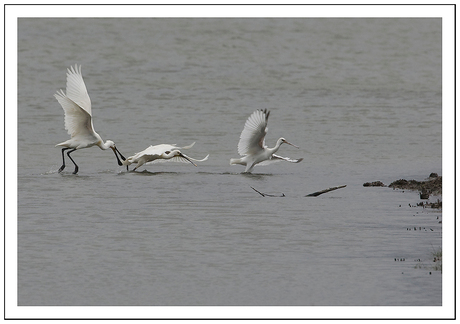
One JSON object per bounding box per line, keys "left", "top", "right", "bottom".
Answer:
{"left": 365, "top": 173, "right": 442, "bottom": 273}
{"left": 364, "top": 173, "right": 442, "bottom": 207}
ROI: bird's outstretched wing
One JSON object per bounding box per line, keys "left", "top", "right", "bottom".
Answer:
{"left": 55, "top": 65, "right": 94, "bottom": 138}
{"left": 237, "top": 109, "right": 270, "bottom": 156}
{"left": 271, "top": 154, "right": 303, "bottom": 163}
{"left": 147, "top": 154, "right": 209, "bottom": 165}
{"left": 65, "top": 65, "right": 92, "bottom": 116}
{"left": 131, "top": 144, "right": 195, "bottom": 160}
{"left": 258, "top": 155, "right": 303, "bottom": 166}
{"left": 55, "top": 89, "right": 93, "bottom": 138}
{"left": 136, "top": 154, "right": 162, "bottom": 164}
{"left": 138, "top": 144, "right": 175, "bottom": 156}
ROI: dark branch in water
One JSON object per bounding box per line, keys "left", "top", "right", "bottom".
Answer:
{"left": 250, "top": 186, "right": 285, "bottom": 197}
{"left": 250, "top": 185, "right": 346, "bottom": 197}
{"left": 305, "top": 185, "right": 347, "bottom": 197}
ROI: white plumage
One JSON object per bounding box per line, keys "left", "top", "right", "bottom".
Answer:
{"left": 123, "top": 142, "right": 209, "bottom": 171}
{"left": 230, "top": 109, "right": 303, "bottom": 173}
{"left": 55, "top": 64, "right": 125, "bottom": 174}
{"left": 238, "top": 109, "right": 269, "bottom": 156}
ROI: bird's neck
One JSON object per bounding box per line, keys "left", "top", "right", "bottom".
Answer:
{"left": 101, "top": 142, "right": 110, "bottom": 150}
{"left": 97, "top": 139, "right": 112, "bottom": 150}
{"left": 92, "top": 132, "right": 110, "bottom": 150}
{"left": 268, "top": 138, "right": 284, "bottom": 154}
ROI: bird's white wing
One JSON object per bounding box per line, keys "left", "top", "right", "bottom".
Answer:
{"left": 237, "top": 109, "right": 269, "bottom": 156}
{"left": 55, "top": 89, "right": 93, "bottom": 138}
{"left": 130, "top": 143, "right": 195, "bottom": 158}
{"left": 136, "top": 154, "right": 162, "bottom": 164}
{"left": 143, "top": 144, "right": 177, "bottom": 155}
{"left": 146, "top": 153, "right": 209, "bottom": 165}
{"left": 65, "top": 65, "right": 92, "bottom": 116}
{"left": 257, "top": 155, "right": 303, "bottom": 166}
{"left": 128, "top": 144, "right": 171, "bottom": 160}
{"left": 271, "top": 154, "right": 304, "bottom": 163}
{"left": 146, "top": 156, "right": 188, "bottom": 164}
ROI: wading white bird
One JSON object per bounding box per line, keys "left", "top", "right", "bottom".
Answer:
{"left": 55, "top": 64, "right": 125, "bottom": 174}
{"left": 122, "top": 142, "right": 209, "bottom": 171}
{"left": 230, "top": 109, "right": 303, "bottom": 173}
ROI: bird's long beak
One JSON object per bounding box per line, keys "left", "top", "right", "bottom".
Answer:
{"left": 115, "top": 147, "right": 126, "bottom": 161}
{"left": 111, "top": 146, "right": 126, "bottom": 166}
{"left": 179, "top": 152, "right": 198, "bottom": 167}
{"left": 284, "top": 140, "right": 299, "bottom": 149}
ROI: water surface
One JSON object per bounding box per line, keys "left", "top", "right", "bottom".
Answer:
{"left": 17, "top": 18, "right": 442, "bottom": 307}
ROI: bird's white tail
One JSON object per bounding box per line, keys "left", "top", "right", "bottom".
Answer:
{"left": 230, "top": 158, "right": 243, "bottom": 165}
{"left": 188, "top": 154, "right": 209, "bottom": 162}
{"left": 181, "top": 142, "right": 196, "bottom": 150}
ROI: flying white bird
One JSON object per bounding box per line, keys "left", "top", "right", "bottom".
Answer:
{"left": 54, "top": 64, "right": 125, "bottom": 174}
{"left": 230, "top": 109, "right": 303, "bottom": 173}
{"left": 122, "top": 142, "right": 209, "bottom": 171}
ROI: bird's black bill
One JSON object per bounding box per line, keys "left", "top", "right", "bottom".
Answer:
{"left": 115, "top": 147, "right": 126, "bottom": 161}
{"left": 112, "top": 147, "right": 125, "bottom": 166}
{"left": 179, "top": 153, "right": 197, "bottom": 167}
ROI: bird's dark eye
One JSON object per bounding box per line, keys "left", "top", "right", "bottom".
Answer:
{"left": 165, "top": 151, "right": 170, "bottom": 154}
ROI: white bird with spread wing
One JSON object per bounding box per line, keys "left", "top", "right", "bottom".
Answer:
{"left": 55, "top": 64, "right": 125, "bottom": 174}
{"left": 122, "top": 142, "right": 209, "bottom": 171}
{"left": 230, "top": 109, "right": 303, "bottom": 173}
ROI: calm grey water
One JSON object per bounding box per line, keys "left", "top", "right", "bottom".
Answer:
{"left": 17, "top": 18, "right": 442, "bottom": 307}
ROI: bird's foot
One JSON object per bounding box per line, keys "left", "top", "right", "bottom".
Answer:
{"left": 58, "top": 165, "right": 65, "bottom": 173}
{"left": 72, "top": 166, "right": 79, "bottom": 174}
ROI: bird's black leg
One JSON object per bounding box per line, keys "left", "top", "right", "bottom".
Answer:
{"left": 66, "top": 148, "right": 79, "bottom": 174}
{"left": 58, "top": 148, "right": 71, "bottom": 173}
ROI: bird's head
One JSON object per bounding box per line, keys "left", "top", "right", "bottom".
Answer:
{"left": 106, "top": 140, "right": 116, "bottom": 149}
{"left": 279, "top": 138, "right": 299, "bottom": 149}
{"left": 163, "top": 150, "right": 197, "bottom": 167}
{"left": 106, "top": 140, "right": 127, "bottom": 165}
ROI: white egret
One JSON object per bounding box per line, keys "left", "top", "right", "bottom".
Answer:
{"left": 122, "top": 142, "right": 209, "bottom": 171}
{"left": 230, "top": 109, "right": 303, "bottom": 173}
{"left": 54, "top": 64, "right": 125, "bottom": 174}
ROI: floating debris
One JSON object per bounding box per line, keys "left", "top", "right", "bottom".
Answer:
{"left": 305, "top": 185, "right": 347, "bottom": 197}
{"left": 250, "top": 184, "right": 346, "bottom": 198}
{"left": 250, "top": 186, "right": 285, "bottom": 197}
